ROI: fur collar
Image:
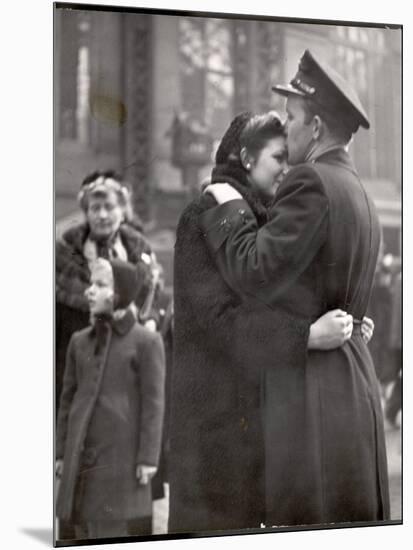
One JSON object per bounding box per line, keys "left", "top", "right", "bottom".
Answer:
{"left": 211, "top": 161, "right": 269, "bottom": 226}
{"left": 62, "top": 222, "right": 149, "bottom": 260}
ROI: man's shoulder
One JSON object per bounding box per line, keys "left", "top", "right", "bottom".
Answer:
{"left": 277, "top": 162, "right": 327, "bottom": 197}
{"left": 284, "top": 162, "right": 325, "bottom": 183}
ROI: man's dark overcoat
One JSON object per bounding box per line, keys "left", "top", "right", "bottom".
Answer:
{"left": 56, "top": 311, "right": 165, "bottom": 522}
{"left": 200, "top": 148, "right": 390, "bottom": 526}
{"left": 169, "top": 181, "right": 310, "bottom": 533}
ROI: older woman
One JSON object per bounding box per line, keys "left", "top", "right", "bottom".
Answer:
{"left": 56, "top": 170, "right": 154, "bottom": 412}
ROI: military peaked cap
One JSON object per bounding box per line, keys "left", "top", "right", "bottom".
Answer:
{"left": 272, "top": 49, "right": 370, "bottom": 131}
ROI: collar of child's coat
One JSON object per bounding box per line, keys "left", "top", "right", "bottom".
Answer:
{"left": 111, "top": 307, "right": 136, "bottom": 335}
{"left": 90, "top": 307, "right": 136, "bottom": 336}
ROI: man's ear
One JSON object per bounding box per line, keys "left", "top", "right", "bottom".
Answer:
{"left": 240, "top": 147, "right": 252, "bottom": 171}
{"left": 312, "top": 115, "right": 323, "bottom": 140}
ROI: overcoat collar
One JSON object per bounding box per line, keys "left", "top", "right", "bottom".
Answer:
{"left": 312, "top": 146, "right": 359, "bottom": 177}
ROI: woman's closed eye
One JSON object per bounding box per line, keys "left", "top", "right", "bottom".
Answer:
{"left": 273, "top": 152, "right": 287, "bottom": 163}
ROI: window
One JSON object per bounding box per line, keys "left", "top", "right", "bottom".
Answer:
{"left": 332, "top": 26, "right": 390, "bottom": 180}
{"left": 179, "top": 17, "right": 234, "bottom": 140}
{"left": 58, "top": 10, "right": 91, "bottom": 143}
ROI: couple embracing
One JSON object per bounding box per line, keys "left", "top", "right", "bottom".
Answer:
{"left": 169, "top": 50, "right": 390, "bottom": 533}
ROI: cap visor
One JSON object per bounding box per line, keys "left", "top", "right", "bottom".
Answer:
{"left": 272, "top": 84, "right": 306, "bottom": 97}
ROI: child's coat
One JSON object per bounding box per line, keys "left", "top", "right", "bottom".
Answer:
{"left": 56, "top": 309, "right": 165, "bottom": 522}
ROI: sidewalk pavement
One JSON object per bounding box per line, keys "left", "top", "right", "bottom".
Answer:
{"left": 385, "top": 422, "right": 402, "bottom": 521}
{"left": 152, "top": 423, "right": 402, "bottom": 534}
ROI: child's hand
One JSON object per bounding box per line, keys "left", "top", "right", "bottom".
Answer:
{"left": 144, "top": 319, "right": 157, "bottom": 332}
{"left": 56, "top": 459, "right": 64, "bottom": 478}
{"left": 136, "top": 464, "right": 157, "bottom": 485}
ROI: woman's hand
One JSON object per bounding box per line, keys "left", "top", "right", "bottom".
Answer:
{"left": 136, "top": 464, "right": 158, "bottom": 485}
{"left": 361, "top": 316, "right": 374, "bottom": 344}
{"left": 308, "top": 309, "right": 353, "bottom": 350}
{"left": 203, "top": 183, "right": 242, "bottom": 204}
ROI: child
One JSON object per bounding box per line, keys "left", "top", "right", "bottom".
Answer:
{"left": 56, "top": 258, "right": 165, "bottom": 540}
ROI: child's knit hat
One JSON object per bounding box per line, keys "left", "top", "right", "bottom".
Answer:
{"left": 110, "top": 259, "right": 151, "bottom": 310}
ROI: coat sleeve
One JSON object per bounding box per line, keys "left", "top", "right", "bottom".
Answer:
{"left": 136, "top": 331, "right": 166, "bottom": 467}
{"left": 174, "top": 199, "right": 248, "bottom": 350}
{"left": 56, "top": 334, "right": 78, "bottom": 459}
{"left": 199, "top": 166, "right": 329, "bottom": 307}
{"left": 174, "top": 198, "right": 311, "bottom": 367}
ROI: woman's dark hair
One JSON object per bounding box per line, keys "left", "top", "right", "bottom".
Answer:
{"left": 239, "top": 111, "right": 286, "bottom": 160}
{"left": 215, "top": 111, "right": 286, "bottom": 167}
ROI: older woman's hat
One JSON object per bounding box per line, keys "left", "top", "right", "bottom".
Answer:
{"left": 272, "top": 49, "right": 370, "bottom": 131}
{"left": 77, "top": 170, "right": 131, "bottom": 211}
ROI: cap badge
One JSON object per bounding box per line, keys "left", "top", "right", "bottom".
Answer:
{"left": 292, "top": 77, "right": 316, "bottom": 95}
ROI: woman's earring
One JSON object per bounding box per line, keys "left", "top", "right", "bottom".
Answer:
{"left": 246, "top": 163, "right": 251, "bottom": 170}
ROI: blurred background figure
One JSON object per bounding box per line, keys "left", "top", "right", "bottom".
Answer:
{"left": 386, "top": 270, "right": 402, "bottom": 427}
{"left": 367, "top": 252, "right": 402, "bottom": 427}
{"left": 369, "top": 253, "right": 401, "bottom": 425}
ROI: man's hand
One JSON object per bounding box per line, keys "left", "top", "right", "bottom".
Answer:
{"left": 136, "top": 464, "right": 158, "bottom": 485}
{"left": 361, "top": 316, "right": 374, "bottom": 344}
{"left": 203, "top": 183, "right": 242, "bottom": 204}
{"left": 308, "top": 309, "right": 353, "bottom": 350}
